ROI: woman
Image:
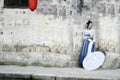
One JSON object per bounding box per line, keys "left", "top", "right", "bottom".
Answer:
{"left": 79, "top": 20, "right": 96, "bottom": 67}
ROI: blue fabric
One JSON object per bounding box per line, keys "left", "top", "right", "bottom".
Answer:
{"left": 92, "top": 43, "right": 96, "bottom": 52}
{"left": 79, "top": 40, "right": 96, "bottom": 65}
{"left": 84, "top": 34, "right": 90, "bottom": 36}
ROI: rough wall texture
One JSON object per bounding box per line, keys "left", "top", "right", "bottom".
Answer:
{"left": 0, "top": 0, "right": 120, "bottom": 68}
{"left": 0, "top": 0, "right": 76, "bottom": 67}
{"left": 73, "top": 0, "right": 120, "bottom": 54}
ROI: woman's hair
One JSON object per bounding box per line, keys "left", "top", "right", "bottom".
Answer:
{"left": 86, "top": 20, "right": 92, "bottom": 29}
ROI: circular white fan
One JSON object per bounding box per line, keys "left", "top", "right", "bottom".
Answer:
{"left": 83, "top": 51, "right": 105, "bottom": 70}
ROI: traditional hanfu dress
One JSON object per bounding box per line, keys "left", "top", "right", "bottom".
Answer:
{"left": 79, "top": 29, "right": 96, "bottom": 66}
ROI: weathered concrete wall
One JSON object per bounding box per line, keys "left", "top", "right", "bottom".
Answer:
{"left": 0, "top": 0, "right": 120, "bottom": 68}
{"left": 0, "top": 0, "right": 71, "bottom": 54}
{"left": 0, "top": 0, "right": 76, "bottom": 67}
{"left": 0, "top": 52, "right": 72, "bottom": 67}
{"left": 72, "top": 0, "right": 120, "bottom": 68}
{"left": 73, "top": 0, "right": 120, "bottom": 54}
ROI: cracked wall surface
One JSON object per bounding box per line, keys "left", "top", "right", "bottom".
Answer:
{"left": 0, "top": 0, "right": 119, "bottom": 67}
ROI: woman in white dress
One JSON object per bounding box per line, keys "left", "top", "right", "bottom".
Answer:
{"left": 79, "top": 20, "right": 96, "bottom": 67}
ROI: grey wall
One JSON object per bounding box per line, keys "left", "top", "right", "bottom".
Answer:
{"left": 0, "top": 0, "right": 119, "bottom": 67}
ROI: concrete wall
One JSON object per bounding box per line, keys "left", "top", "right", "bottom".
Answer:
{"left": 73, "top": 0, "right": 120, "bottom": 54}
{"left": 0, "top": 0, "right": 120, "bottom": 68}
{"left": 0, "top": 0, "right": 76, "bottom": 67}
{"left": 0, "top": 0, "right": 71, "bottom": 54}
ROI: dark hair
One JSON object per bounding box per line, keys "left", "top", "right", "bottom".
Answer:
{"left": 86, "top": 20, "right": 92, "bottom": 29}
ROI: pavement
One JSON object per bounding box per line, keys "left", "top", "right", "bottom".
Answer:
{"left": 0, "top": 65, "right": 120, "bottom": 80}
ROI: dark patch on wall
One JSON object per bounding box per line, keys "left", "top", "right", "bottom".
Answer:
{"left": 36, "top": 0, "right": 58, "bottom": 15}
{"left": 119, "top": 5, "right": 120, "bottom": 13}
{"left": 83, "top": 2, "right": 90, "bottom": 11}
{"left": 107, "top": 4, "right": 115, "bottom": 17}
{"left": 58, "top": 6, "right": 66, "bottom": 16}
{"left": 58, "top": 0, "right": 62, "bottom": 3}
{"left": 0, "top": 11, "right": 4, "bottom": 14}
{"left": 49, "top": 5, "right": 57, "bottom": 15}
{"left": 37, "top": 0, "right": 67, "bottom": 17}
{"left": 77, "top": 0, "right": 90, "bottom": 13}
{"left": 97, "top": 3, "right": 106, "bottom": 16}
{"left": 40, "top": 5, "right": 57, "bottom": 15}
{"left": 91, "top": 0, "right": 99, "bottom": 12}
{"left": 92, "top": 0, "right": 98, "bottom": 8}
{"left": 1, "top": 32, "right": 3, "bottom": 34}
{"left": 14, "top": 44, "right": 27, "bottom": 52}
{"left": 77, "top": 0, "right": 84, "bottom": 13}
{"left": 116, "top": 0, "right": 120, "bottom": 2}
{"left": 0, "top": 44, "right": 66, "bottom": 54}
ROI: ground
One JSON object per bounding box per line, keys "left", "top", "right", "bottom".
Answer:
{"left": 0, "top": 65, "right": 120, "bottom": 80}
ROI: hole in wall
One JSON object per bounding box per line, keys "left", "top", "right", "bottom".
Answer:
{"left": 1, "top": 32, "right": 3, "bottom": 34}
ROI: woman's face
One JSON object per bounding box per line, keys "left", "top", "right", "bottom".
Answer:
{"left": 88, "top": 23, "right": 93, "bottom": 29}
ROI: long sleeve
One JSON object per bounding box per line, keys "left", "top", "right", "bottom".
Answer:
{"left": 82, "top": 29, "right": 96, "bottom": 42}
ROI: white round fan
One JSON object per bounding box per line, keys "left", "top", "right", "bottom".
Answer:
{"left": 83, "top": 51, "right": 105, "bottom": 70}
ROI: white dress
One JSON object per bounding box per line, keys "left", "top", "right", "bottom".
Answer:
{"left": 82, "top": 29, "right": 95, "bottom": 42}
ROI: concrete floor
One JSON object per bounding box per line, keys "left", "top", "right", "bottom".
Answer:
{"left": 0, "top": 65, "right": 120, "bottom": 80}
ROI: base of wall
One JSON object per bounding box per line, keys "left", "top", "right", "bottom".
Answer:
{"left": 102, "top": 52, "right": 120, "bottom": 69}
{"left": 0, "top": 52, "right": 120, "bottom": 69}
{"left": 0, "top": 52, "right": 77, "bottom": 67}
